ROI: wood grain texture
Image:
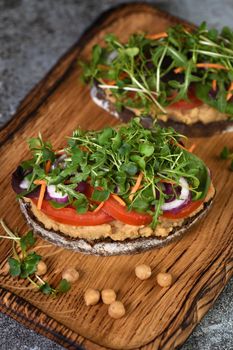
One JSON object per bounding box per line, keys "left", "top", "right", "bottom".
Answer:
{"left": 0, "top": 3, "right": 232, "bottom": 350}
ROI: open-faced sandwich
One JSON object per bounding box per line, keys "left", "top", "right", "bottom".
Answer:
{"left": 12, "top": 119, "right": 215, "bottom": 255}
{"left": 81, "top": 23, "right": 233, "bottom": 136}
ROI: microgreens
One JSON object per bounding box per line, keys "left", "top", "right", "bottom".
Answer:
{"left": 220, "top": 146, "right": 233, "bottom": 171}
{"left": 18, "top": 118, "right": 211, "bottom": 228}
{"left": 0, "top": 220, "right": 71, "bottom": 296}
{"left": 80, "top": 22, "right": 233, "bottom": 118}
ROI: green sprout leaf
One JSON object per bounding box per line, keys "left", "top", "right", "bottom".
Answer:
{"left": 49, "top": 201, "right": 69, "bottom": 209}
{"left": 20, "top": 252, "right": 41, "bottom": 278}
{"left": 220, "top": 146, "right": 230, "bottom": 159}
{"left": 8, "top": 257, "right": 21, "bottom": 277}
{"left": 39, "top": 282, "right": 54, "bottom": 295}
{"left": 73, "top": 194, "right": 89, "bottom": 214}
{"left": 20, "top": 231, "right": 36, "bottom": 253}
{"left": 130, "top": 155, "right": 146, "bottom": 170}
{"left": 139, "top": 143, "right": 155, "bottom": 157}
{"left": 98, "top": 127, "right": 113, "bottom": 145}
{"left": 125, "top": 47, "right": 139, "bottom": 57}
{"left": 92, "top": 44, "right": 102, "bottom": 65}
{"left": 121, "top": 162, "right": 138, "bottom": 176}
{"left": 57, "top": 279, "right": 71, "bottom": 293}
{"left": 92, "top": 189, "right": 110, "bottom": 202}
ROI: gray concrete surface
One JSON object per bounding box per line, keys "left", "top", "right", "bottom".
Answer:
{"left": 0, "top": 0, "right": 232, "bottom": 349}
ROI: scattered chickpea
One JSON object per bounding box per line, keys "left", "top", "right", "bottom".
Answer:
{"left": 62, "top": 267, "right": 79, "bottom": 283}
{"left": 84, "top": 288, "right": 100, "bottom": 306}
{"left": 101, "top": 289, "right": 117, "bottom": 305}
{"left": 135, "top": 264, "right": 152, "bottom": 280}
{"left": 156, "top": 272, "right": 173, "bottom": 288}
{"left": 36, "top": 260, "right": 47, "bottom": 276}
{"left": 108, "top": 301, "right": 126, "bottom": 319}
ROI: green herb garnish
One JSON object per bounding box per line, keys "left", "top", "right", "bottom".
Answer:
{"left": 19, "top": 118, "right": 211, "bottom": 228}
{"left": 220, "top": 146, "right": 233, "bottom": 171}
{"left": 0, "top": 220, "right": 71, "bottom": 296}
{"left": 80, "top": 22, "right": 233, "bottom": 118}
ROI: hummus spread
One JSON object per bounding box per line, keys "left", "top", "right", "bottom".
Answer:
{"left": 24, "top": 183, "right": 214, "bottom": 242}
{"left": 164, "top": 104, "right": 228, "bottom": 125}
{"left": 103, "top": 88, "right": 229, "bottom": 125}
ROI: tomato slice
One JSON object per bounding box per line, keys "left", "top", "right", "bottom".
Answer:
{"left": 162, "top": 200, "right": 203, "bottom": 220}
{"left": 102, "top": 196, "right": 152, "bottom": 226}
{"left": 168, "top": 86, "right": 203, "bottom": 110}
{"left": 31, "top": 199, "right": 113, "bottom": 226}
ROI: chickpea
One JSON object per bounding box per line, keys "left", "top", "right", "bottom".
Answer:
{"left": 108, "top": 301, "right": 126, "bottom": 319}
{"left": 36, "top": 260, "right": 47, "bottom": 276}
{"left": 135, "top": 264, "right": 152, "bottom": 280}
{"left": 84, "top": 288, "right": 100, "bottom": 306}
{"left": 62, "top": 267, "right": 79, "bottom": 283}
{"left": 101, "top": 289, "right": 116, "bottom": 305}
{"left": 156, "top": 272, "right": 173, "bottom": 287}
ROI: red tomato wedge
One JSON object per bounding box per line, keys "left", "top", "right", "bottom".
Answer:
{"left": 162, "top": 200, "right": 204, "bottom": 219}
{"left": 168, "top": 86, "right": 203, "bottom": 110}
{"left": 102, "top": 196, "right": 153, "bottom": 226}
{"left": 31, "top": 199, "right": 113, "bottom": 226}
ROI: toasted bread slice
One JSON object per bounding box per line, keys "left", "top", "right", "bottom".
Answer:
{"left": 91, "top": 84, "right": 233, "bottom": 137}
{"left": 19, "top": 183, "right": 215, "bottom": 256}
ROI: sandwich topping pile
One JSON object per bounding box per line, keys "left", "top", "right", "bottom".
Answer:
{"left": 12, "top": 119, "right": 215, "bottom": 253}
{"left": 81, "top": 23, "right": 233, "bottom": 134}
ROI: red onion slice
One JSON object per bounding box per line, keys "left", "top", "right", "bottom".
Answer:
{"left": 107, "top": 50, "right": 118, "bottom": 63}
{"left": 75, "top": 181, "right": 88, "bottom": 193}
{"left": 161, "top": 177, "right": 190, "bottom": 211}
{"left": 47, "top": 185, "right": 68, "bottom": 203}
{"left": 20, "top": 178, "right": 30, "bottom": 189}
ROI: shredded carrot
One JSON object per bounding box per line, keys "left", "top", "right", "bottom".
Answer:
{"left": 174, "top": 67, "right": 184, "bottom": 74}
{"left": 129, "top": 172, "right": 143, "bottom": 201}
{"left": 188, "top": 144, "right": 196, "bottom": 153}
{"left": 45, "top": 160, "right": 51, "bottom": 174}
{"left": 34, "top": 179, "right": 47, "bottom": 210}
{"left": 79, "top": 145, "right": 90, "bottom": 152}
{"left": 226, "top": 82, "right": 233, "bottom": 101}
{"left": 176, "top": 142, "right": 187, "bottom": 150}
{"left": 33, "top": 162, "right": 51, "bottom": 210}
{"left": 196, "top": 63, "right": 228, "bottom": 70}
{"left": 34, "top": 180, "right": 47, "bottom": 186}
{"left": 111, "top": 194, "right": 126, "bottom": 207}
{"left": 145, "top": 32, "right": 168, "bottom": 40}
{"left": 101, "top": 72, "right": 128, "bottom": 86}
{"left": 174, "top": 63, "right": 228, "bottom": 74}
{"left": 101, "top": 79, "right": 116, "bottom": 86}
{"left": 212, "top": 79, "right": 217, "bottom": 92}
{"left": 34, "top": 161, "right": 52, "bottom": 210}
{"left": 119, "top": 71, "right": 128, "bottom": 80}
{"left": 93, "top": 202, "right": 105, "bottom": 213}
{"left": 35, "top": 181, "right": 46, "bottom": 210}
{"left": 97, "top": 64, "right": 110, "bottom": 71}
{"left": 175, "top": 141, "right": 196, "bottom": 153}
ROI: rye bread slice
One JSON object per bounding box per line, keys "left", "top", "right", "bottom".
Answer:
{"left": 19, "top": 196, "right": 214, "bottom": 256}
{"left": 91, "top": 85, "right": 233, "bottom": 137}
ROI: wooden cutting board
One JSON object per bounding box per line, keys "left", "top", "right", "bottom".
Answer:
{"left": 0, "top": 3, "right": 232, "bottom": 350}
